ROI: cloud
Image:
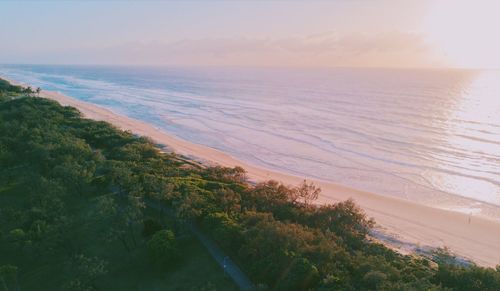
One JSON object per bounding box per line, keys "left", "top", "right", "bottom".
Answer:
{"left": 6, "top": 31, "right": 442, "bottom": 68}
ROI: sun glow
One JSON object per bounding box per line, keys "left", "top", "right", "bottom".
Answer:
{"left": 437, "top": 71, "right": 500, "bottom": 205}
{"left": 422, "top": 0, "right": 500, "bottom": 69}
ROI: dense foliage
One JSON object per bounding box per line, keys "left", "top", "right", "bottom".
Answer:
{"left": 0, "top": 79, "right": 22, "bottom": 95}
{"left": 148, "top": 230, "right": 179, "bottom": 266}
{"left": 0, "top": 80, "right": 499, "bottom": 290}
{"left": 0, "top": 79, "right": 38, "bottom": 100}
{"left": 0, "top": 85, "right": 235, "bottom": 290}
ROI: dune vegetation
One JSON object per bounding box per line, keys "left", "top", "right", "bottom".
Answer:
{"left": 1, "top": 79, "right": 499, "bottom": 290}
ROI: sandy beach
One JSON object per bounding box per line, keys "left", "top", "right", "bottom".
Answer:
{"left": 4, "top": 77, "right": 500, "bottom": 267}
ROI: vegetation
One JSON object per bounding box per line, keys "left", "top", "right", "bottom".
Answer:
{"left": 148, "top": 230, "right": 179, "bottom": 267}
{"left": 0, "top": 81, "right": 235, "bottom": 290}
{"left": 0, "top": 79, "right": 39, "bottom": 100}
{"left": 0, "top": 79, "right": 499, "bottom": 290}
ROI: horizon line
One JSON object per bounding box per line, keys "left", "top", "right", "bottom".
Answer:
{"left": 1, "top": 62, "right": 496, "bottom": 71}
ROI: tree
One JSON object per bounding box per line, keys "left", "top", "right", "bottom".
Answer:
{"left": 65, "top": 254, "right": 108, "bottom": 291}
{"left": 0, "top": 265, "right": 18, "bottom": 291}
{"left": 309, "top": 199, "right": 374, "bottom": 248}
{"left": 23, "top": 86, "right": 34, "bottom": 97}
{"left": 147, "top": 229, "right": 178, "bottom": 267}
{"left": 203, "top": 212, "right": 242, "bottom": 250}
{"left": 96, "top": 195, "right": 144, "bottom": 252}
{"left": 274, "top": 257, "right": 320, "bottom": 291}
{"left": 244, "top": 180, "right": 291, "bottom": 213}
{"left": 362, "top": 270, "right": 387, "bottom": 289}
{"left": 174, "top": 190, "right": 206, "bottom": 220}
{"left": 291, "top": 180, "right": 321, "bottom": 206}
{"left": 35, "top": 87, "right": 41, "bottom": 97}
{"left": 216, "top": 187, "right": 241, "bottom": 214}
{"left": 104, "top": 161, "right": 133, "bottom": 195}
{"left": 205, "top": 166, "right": 247, "bottom": 183}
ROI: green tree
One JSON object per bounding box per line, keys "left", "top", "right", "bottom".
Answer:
{"left": 362, "top": 270, "right": 387, "bottom": 290}
{"left": 274, "top": 257, "right": 320, "bottom": 291}
{"left": 96, "top": 195, "right": 144, "bottom": 252}
{"left": 23, "top": 86, "right": 34, "bottom": 97}
{"left": 216, "top": 187, "right": 241, "bottom": 214}
{"left": 0, "top": 265, "right": 18, "bottom": 291}
{"left": 147, "top": 229, "right": 178, "bottom": 267}
{"left": 65, "top": 254, "right": 108, "bottom": 291}
{"left": 203, "top": 212, "right": 242, "bottom": 250}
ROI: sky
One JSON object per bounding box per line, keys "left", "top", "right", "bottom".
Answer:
{"left": 1, "top": 0, "right": 499, "bottom": 69}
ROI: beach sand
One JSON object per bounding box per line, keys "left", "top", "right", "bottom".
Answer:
{"left": 4, "top": 77, "right": 500, "bottom": 267}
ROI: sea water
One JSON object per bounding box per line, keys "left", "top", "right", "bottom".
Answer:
{"left": 1, "top": 65, "right": 499, "bottom": 217}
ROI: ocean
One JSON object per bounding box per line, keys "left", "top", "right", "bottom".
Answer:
{"left": 1, "top": 64, "right": 499, "bottom": 217}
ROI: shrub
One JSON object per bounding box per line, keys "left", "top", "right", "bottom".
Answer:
{"left": 147, "top": 229, "right": 178, "bottom": 267}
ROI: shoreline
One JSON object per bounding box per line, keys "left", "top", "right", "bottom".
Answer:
{"left": 3, "top": 77, "right": 500, "bottom": 267}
